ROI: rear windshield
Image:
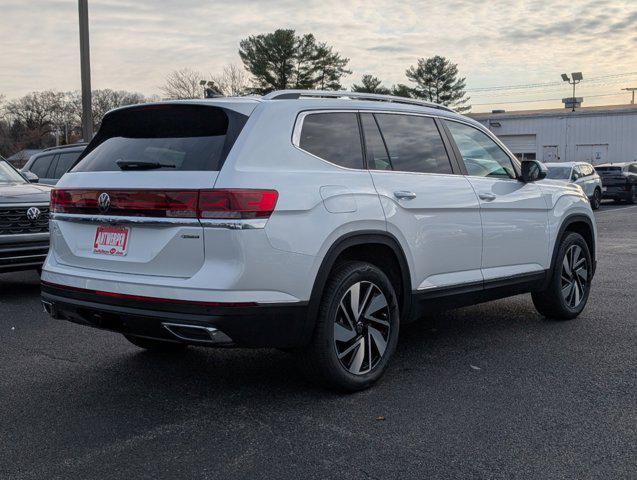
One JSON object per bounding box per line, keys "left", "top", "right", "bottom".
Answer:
{"left": 73, "top": 104, "right": 248, "bottom": 172}
{"left": 595, "top": 166, "right": 622, "bottom": 173}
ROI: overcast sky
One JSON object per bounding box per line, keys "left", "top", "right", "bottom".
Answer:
{"left": 1, "top": 0, "right": 636, "bottom": 111}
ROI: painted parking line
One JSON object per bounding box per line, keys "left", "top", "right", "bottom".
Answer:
{"left": 595, "top": 205, "right": 637, "bottom": 214}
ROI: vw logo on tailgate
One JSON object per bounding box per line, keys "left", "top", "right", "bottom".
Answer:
{"left": 97, "top": 192, "right": 111, "bottom": 212}
{"left": 26, "top": 207, "right": 41, "bottom": 222}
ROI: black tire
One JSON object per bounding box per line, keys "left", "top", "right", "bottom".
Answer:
{"left": 299, "top": 261, "right": 400, "bottom": 392}
{"left": 532, "top": 232, "right": 592, "bottom": 320}
{"left": 590, "top": 188, "right": 601, "bottom": 210}
{"left": 628, "top": 185, "right": 637, "bottom": 205}
{"left": 123, "top": 334, "right": 187, "bottom": 352}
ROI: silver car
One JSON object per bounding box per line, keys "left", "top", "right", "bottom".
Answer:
{"left": 545, "top": 162, "right": 603, "bottom": 209}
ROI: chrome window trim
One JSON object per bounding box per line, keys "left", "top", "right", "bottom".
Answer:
{"left": 292, "top": 109, "right": 459, "bottom": 175}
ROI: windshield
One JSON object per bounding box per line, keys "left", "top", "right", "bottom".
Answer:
{"left": 546, "top": 166, "right": 572, "bottom": 180}
{"left": 0, "top": 160, "right": 27, "bottom": 184}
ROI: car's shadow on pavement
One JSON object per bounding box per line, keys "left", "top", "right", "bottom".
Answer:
{"left": 0, "top": 272, "right": 41, "bottom": 297}
{"left": 14, "top": 294, "right": 553, "bottom": 411}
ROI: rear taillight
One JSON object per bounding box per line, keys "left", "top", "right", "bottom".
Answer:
{"left": 51, "top": 189, "right": 278, "bottom": 219}
{"left": 198, "top": 189, "right": 278, "bottom": 219}
{"left": 50, "top": 189, "right": 199, "bottom": 217}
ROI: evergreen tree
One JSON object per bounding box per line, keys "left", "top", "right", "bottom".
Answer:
{"left": 239, "top": 29, "right": 351, "bottom": 94}
{"left": 390, "top": 84, "right": 414, "bottom": 98}
{"left": 352, "top": 75, "right": 390, "bottom": 94}
{"left": 405, "top": 56, "right": 470, "bottom": 112}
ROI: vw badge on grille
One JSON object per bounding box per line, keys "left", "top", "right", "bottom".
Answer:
{"left": 26, "top": 207, "right": 41, "bottom": 222}
{"left": 97, "top": 192, "right": 111, "bottom": 212}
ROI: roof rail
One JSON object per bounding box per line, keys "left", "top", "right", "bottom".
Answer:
{"left": 43, "top": 143, "right": 88, "bottom": 152}
{"left": 262, "top": 90, "right": 455, "bottom": 112}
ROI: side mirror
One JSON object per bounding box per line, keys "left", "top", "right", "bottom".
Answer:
{"left": 23, "top": 171, "right": 39, "bottom": 183}
{"left": 520, "top": 159, "right": 547, "bottom": 183}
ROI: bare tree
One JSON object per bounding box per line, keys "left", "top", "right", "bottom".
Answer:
{"left": 161, "top": 68, "right": 204, "bottom": 100}
{"left": 92, "top": 89, "right": 146, "bottom": 127}
{"left": 212, "top": 64, "right": 249, "bottom": 96}
{"left": 66, "top": 89, "right": 147, "bottom": 138}
{"left": 4, "top": 91, "right": 65, "bottom": 143}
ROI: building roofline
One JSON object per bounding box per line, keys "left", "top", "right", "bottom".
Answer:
{"left": 469, "top": 103, "right": 637, "bottom": 120}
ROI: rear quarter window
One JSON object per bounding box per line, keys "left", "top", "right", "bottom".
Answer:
{"left": 73, "top": 104, "right": 248, "bottom": 172}
{"left": 298, "top": 112, "right": 364, "bottom": 169}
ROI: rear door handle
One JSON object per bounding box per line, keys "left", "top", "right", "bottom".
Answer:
{"left": 394, "top": 191, "right": 417, "bottom": 200}
{"left": 478, "top": 193, "right": 497, "bottom": 201}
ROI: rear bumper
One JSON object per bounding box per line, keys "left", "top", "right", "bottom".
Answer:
{"left": 602, "top": 185, "right": 632, "bottom": 199}
{"left": 41, "top": 282, "right": 312, "bottom": 348}
{"left": 0, "top": 235, "right": 49, "bottom": 273}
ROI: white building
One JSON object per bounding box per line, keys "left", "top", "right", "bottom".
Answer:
{"left": 469, "top": 104, "right": 637, "bottom": 165}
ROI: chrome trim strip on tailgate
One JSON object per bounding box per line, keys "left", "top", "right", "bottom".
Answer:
{"left": 50, "top": 214, "right": 267, "bottom": 229}
{"left": 50, "top": 213, "right": 200, "bottom": 227}
{"left": 200, "top": 219, "right": 267, "bottom": 230}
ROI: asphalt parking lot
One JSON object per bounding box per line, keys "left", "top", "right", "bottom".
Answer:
{"left": 1, "top": 203, "right": 635, "bottom": 480}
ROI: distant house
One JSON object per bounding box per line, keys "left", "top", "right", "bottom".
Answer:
{"left": 6, "top": 149, "right": 43, "bottom": 168}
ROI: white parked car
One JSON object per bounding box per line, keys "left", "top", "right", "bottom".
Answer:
{"left": 544, "top": 162, "right": 603, "bottom": 209}
{"left": 41, "top": 91, "right": 597, "bottom": 391}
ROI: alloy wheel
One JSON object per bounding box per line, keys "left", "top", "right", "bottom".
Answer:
{"left": 333, "top": 281, "right": 391, "bottom": 375}
{"left": 561, "top": 245, "right": 589, "bottom": 308}
{"left": 593, "top": 190, "right": 601, "bottom": 209}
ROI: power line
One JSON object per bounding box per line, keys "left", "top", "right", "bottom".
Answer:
{"left": 467, "top": 72, "right": 637, "bottom": 92}
{"left": 472, "top": 92, "right": 625, "bottom": 106}
{"left": 470, "top": 77, "right": 637, "bottom": 98}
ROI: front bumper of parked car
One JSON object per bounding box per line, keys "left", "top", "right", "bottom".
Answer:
{"left": 0, "top": 233, "right": 49, "bottom": 273}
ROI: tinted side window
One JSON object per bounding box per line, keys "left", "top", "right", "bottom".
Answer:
{"left": 54, "top": 151, "right": 81, "bottom": 178}
{"left": 360, "top": 114, "right": 391, "bottom": 170}
{"left": 629, "top": 164, "right": 637, "bottom": 174}
{"left": 374, "top": 114, "right": 452, "bottom": 174}
{"left": 446, "top": 121, "right": 516, "bottom": 179}
{"left": 299, "top": 113, "right": 364, "bottom": 169}
{"left": 29, "top": 155, "right": 54, "bottom": 178}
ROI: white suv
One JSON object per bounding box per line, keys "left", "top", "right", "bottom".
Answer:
{"left": 41, "top": 91, "right": 597, "bottom": 391}
{"left": 544, "top": 162, "right": 603, "bottom": 210}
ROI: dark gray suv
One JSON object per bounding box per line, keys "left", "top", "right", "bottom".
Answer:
{"left": 0, "top": 156, "right": 51, "bottom": 273}
{"left": 21, "top": 143, "right": 86, "bottom": 185}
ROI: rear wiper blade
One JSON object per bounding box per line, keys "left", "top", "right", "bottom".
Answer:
{"left": 116, "top": 160, "right": 176, "bottom": 170}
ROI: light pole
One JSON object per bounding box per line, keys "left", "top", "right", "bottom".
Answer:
{"left": 622, "top": 87, "right": 636, "bottom": 104}
{"left": 561, "top": 72, "right": 583, "bottom": 112}
{"left": 78, "top": 0, "right": 93, "bottom": 140}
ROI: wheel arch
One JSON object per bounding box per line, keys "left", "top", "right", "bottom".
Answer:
{"left": 550, "top": 214, "right": 596, "bottom": 278}
{"left": 301, "top": 231, "right": 412, "bottom": 345}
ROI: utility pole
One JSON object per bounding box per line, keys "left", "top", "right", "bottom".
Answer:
{"left": 78, "top": 0, "right": 93, "bottom": 140}
{"left": 622, "top": 87, "right": 636, "bottom": 104}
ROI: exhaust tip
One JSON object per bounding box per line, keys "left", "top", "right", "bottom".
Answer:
{"left": 42, "top": 300, "right": 61, "bottom": 319}
{"left": 161, "top": 322, "right": 233, "bottom": 345}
